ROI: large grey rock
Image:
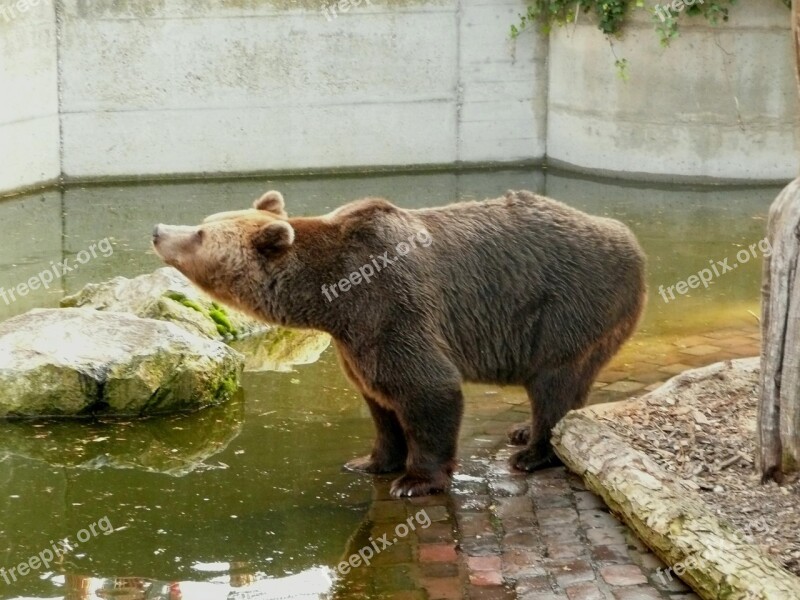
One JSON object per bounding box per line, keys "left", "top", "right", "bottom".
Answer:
{"left": 0, "top": 309, "right": 244, "bottom": 418}
{"left": 61, "top": 267, "right": 267, "bottom": 341}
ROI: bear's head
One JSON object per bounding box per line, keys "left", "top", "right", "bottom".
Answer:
{"left": 152, "top": 190, "right": 295, "bottom": 321}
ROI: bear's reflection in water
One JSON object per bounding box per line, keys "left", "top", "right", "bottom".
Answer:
{"left": 56, "top": 477, "right": 446, "bottom": 600}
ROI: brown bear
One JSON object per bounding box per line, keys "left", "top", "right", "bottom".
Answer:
{"left": 152, "top": 189, "right": 646, "bottom": 497}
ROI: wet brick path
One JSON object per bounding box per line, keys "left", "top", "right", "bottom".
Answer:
{"left": 339, "top": 410, "right": 697, "bottom": 600}
{"left": 332, "top": 324, "right": 760, "bottom": 599}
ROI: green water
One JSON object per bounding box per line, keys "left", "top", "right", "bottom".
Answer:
{"left": 0, "top": 168, "right": 787, "bottom": 599}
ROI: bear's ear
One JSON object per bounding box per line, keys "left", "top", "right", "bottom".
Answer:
{"left": 253, "top": 190, "right": 287, "bottom": 217}
{"left": 253, "top": 220, "right": 295, "bottom": 255}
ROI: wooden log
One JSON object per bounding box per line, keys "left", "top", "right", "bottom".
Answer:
{"left": 552, "top": 411, "right": 800, "bottom": 600}
{"left": 758, "top": 177, "right": 800, "bottom": 481}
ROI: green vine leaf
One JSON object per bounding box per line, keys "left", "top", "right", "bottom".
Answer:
{"left": 512, "top": 0, "right": 788, "bottom": 62}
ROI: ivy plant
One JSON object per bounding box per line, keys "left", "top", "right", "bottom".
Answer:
{"left": 511, "top": 0, "right": 790, "bottom": 48}
{"left": 511, "top": 0, "right": 789, "bottom": 78}
{"left": 511, "top": 0, "right": 637, "bottom": 38}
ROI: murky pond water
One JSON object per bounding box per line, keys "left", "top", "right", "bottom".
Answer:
{"left": 0, "top": 169, "right": 785, "bottom": 599}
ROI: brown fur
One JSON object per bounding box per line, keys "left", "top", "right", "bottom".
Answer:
{"left": 152, "top": 190, "right": 647, "bottom": 497}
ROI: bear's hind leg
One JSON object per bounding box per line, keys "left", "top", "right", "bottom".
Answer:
{"left": 511, "top": 360, "right": 597, "bottom": 472}
{"left": 344, "top": 396, "right": 407, "bottom": 474}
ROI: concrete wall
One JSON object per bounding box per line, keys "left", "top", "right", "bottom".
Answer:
{"left": 0, "top": 0, "right": 60, "bottom": 194}
{"left": 0, "top": 0, "right": 796, "bottom": 195}
{"left": 547, "top": 1, "right": 800, "bottom": 181}
{"left": 58, "top": 0, "right": 546, "bottom": 180}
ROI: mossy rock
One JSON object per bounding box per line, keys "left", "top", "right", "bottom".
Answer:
{"left": 61, "top": 267, "right": 267, "bottom": 341}
{"left": 0, "top": 309, "right": 244, "bottom": 418}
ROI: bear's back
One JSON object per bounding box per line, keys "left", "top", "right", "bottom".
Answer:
{"left": 400, "top": 191, "right": 646, "bottom": 381}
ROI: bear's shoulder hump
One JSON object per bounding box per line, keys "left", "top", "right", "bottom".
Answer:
{"left": 329, "top": 197, "right": 400, "bottom": 221}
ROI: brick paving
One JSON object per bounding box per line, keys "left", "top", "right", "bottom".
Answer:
{"left": 331, "top": 324, "right": 759, "bottom": 599}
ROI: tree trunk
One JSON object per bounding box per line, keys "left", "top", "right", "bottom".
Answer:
{"left": 757, "top": 0, "right": 800, "bottom": 482}
{"left": 758, "top": 178, "right": 800, "bottom": 481}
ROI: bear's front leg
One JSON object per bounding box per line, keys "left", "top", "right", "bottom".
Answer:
{"left": 388, "top": 385, "right": 464, "bottom": 498}
{"left": 341, "top": 332, "right": 463, "bottom": 497}
{"left": 343, "top": 396, "right": 407, "bottom": 474}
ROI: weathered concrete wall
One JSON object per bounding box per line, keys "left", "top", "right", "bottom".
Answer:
{"left": 458, "top": 0, "right": 547, "bottom": 162}
{"left": 547, "top": 1, "right": 799, "bottom": 181}
{"left": 58, "top": 0, "right": 545, "bottom": 180}
{"left": 0, "top": 0, "right": 60, "bottom": 195}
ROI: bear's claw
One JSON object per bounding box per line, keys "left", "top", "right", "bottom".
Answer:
{"left": 510, "top": 447, "right": 563, "bottom": 472}
{"left": 389, "top": 472, "right": 449, "bottom": 498}
{"left": 343, "top": 455, "right": 404, "bottom": 475}
{"left": 507, "top": 422, "right": 531, "bottom": 445}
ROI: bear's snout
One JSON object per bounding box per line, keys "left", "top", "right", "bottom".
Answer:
{"left": 151, "top": 223, "right": 207, "bottom": 273}
{"left": 152, "top": 224, "right": 199, "bottom": 246}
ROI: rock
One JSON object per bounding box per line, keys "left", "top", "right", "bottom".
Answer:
{"left": 61, "top": 267, "right": 267, "bottom": 341}
{"left": 231, "top": 327, "right": 332, "bottom": 372}
{"left": 0, "top": 309, "right": 244, "bottom": 418}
